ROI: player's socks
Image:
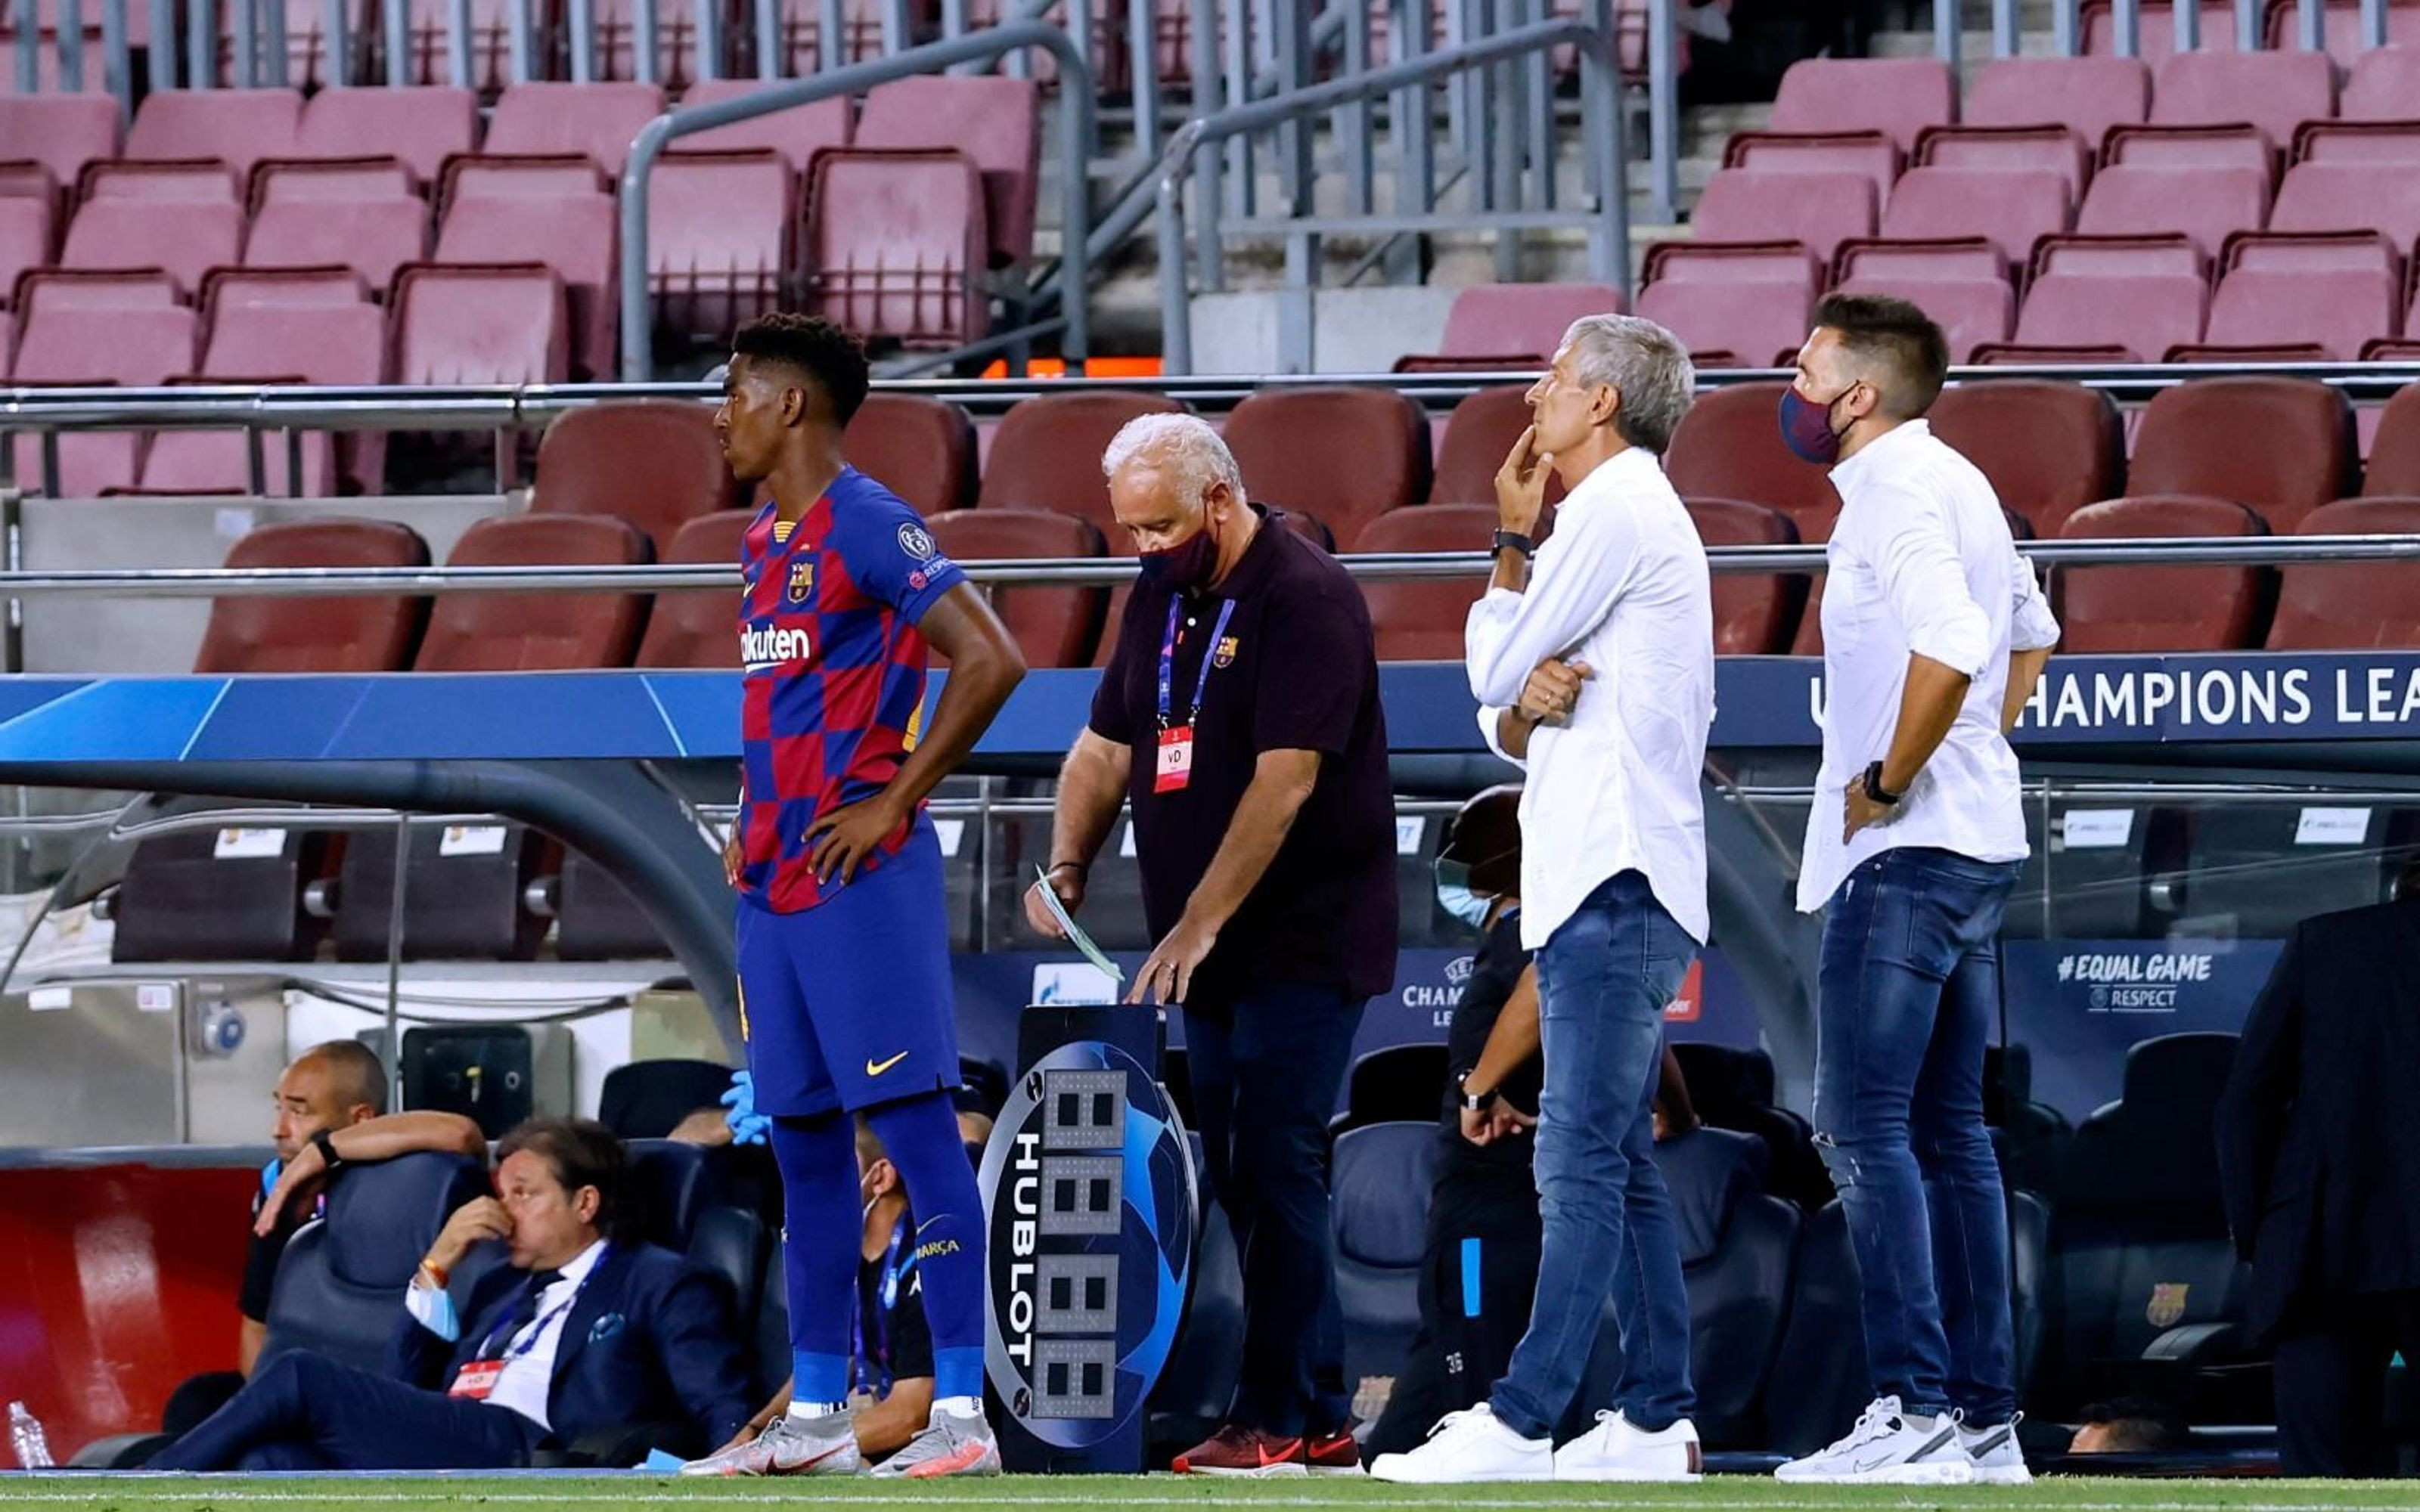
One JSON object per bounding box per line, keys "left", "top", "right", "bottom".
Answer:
{"left": 768, "top": 1111, "right": 860, "bottom": 1406}
{"left": 867, "top": 1091, "right": 988, "bottom": 1401}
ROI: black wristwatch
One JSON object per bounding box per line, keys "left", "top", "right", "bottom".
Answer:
{"left": 1491, "top": 528, "right": 1536, "bottom": 558}
{"left": 311, "top": 1127, "right": 346, "bottom": 1174}
{"left": 1860, "top": 760, "right": 1903, "bottom": 807}
{"left": 1456, "top": 1070, "right": 1498, "bottom": 1113}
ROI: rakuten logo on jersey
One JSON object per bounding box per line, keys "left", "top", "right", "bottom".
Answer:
{"left": 740, "top": 624, "right": 812, "bottom": 672}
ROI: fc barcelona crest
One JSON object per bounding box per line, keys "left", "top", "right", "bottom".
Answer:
{"left": 2145, "top": 1281, "right": 2190, "bottom": 1328}
{"left": 1213, "top": 634, "right": 1240, "bottom": 668}
{"left": 786, "top": 560, "right": 814, "bottom": 603}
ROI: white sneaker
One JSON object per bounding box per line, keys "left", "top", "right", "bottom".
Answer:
{"left": 1774, "top": 1396, "right": 1974, "bottom": 1485}
{"left": 676, "top": 1413, "right": 861, "bottom": 1477}
{"left": 867, "top": 1399, "right": 1001, "bottom": 1479}
{"left": 1368, "top": 1404, "right": 1553, "bottom": 1483}
{"left": 1553, "top": 1410, "right": 1703, "bottom": 1482}
{"left": 1959, "top": 1415, "right": 2031, "bottom": 1485}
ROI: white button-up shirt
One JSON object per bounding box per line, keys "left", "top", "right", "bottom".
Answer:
{"left": 1465, "top": 445, "right": 1715, "bottom": 949}
{"left": 405, "top": 1237, "right": 607, "bottom": 1432}
{"left": 1797, "top": 419, "right": 2062, "bottom": 912}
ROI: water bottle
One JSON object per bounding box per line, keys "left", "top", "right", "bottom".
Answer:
{"left": 8, "top": 1402, "right": 52, "bottom": 1469}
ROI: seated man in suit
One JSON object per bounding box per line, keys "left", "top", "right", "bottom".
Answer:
{"left": 150, "top": 1117, "right": 753, "bottom": 1471}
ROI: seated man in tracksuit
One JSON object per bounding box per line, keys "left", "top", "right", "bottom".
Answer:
{"left": 1367, "top": 786, "right": 1696, "bottom": 1460}
{"left": 150, "top": 1117, "right": 752, "bottom": 1470}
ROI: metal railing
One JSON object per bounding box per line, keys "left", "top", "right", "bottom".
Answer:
{"left": 0, "top": 534, "right": 2412, "bottom": 598}
{"left": 615, "top": 23, "right": 1095, "bottom": 382}
{"left": 1153, "top": 15, "right": 1629, "bottom": 374}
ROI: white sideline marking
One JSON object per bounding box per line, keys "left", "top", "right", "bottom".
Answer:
{"left": 0, "top": 1494, "right": 2388, "bottom": 1510}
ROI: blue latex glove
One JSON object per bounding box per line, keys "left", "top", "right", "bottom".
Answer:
{"left": 719, "top": 1068, "right": 771, "bottom": 1146}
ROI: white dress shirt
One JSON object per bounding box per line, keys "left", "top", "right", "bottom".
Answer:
{"left": 1465, "top": 445, "right": 1715, "bottom": 950}
{"left": 406, "top": 1237, "right": 608, "bottom": 1431}
{"left": 1797, "top": 418, "right": 2062, "bottom": 913}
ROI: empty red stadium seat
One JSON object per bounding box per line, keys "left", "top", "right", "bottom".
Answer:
{"left": 194, "top": 519, "right": 430, "bottom": 674}
{"left": 1435, "top": 282, "right": 1624, "bottom": 362}
{"left": 253, "top": 157, "right": 417, "bottom": 204}
{"left": 245, "top": 190, "right": 428, "bottom": 291}
{"left": 2055, "top": 494, "right": 2271, "bottom": 651}
{"left": 393, "top": 263, "right": 569, "bottom": 384}
{"left": 2293, "top": 119, "right": 2420, "bottom": 165}
{"left": 2360, "top": 382, "right": 2420, "bottom": 494}
{"left": 637, "top": 508, "right": 752, "bottom": 668}
{"left": 440, "top": 155, "right": 608, "bottom": 204}
{"left": 1964, "top": 57, "right": 2149, "bottom": 146}
{"left": 926, "top": 507, "right": 1106, "bottom": 668}
{"left": 857, "top": 75, "right": 1039, "bottom": 267}
{"left": 437, "top": 190, "right": 618, "bottom": 381}
{"left": 1881, "top": 167, "right": 2070, "bottom": 267}
{"left": 1665, "top": 381, "right": 1842, "bottom": 542}
{"left": 8, "top": 302, "right": 198, "bottom": 494}
{"left": 1223, "top": 386, "right": 1432, "bottom": 549}
{"left": 0, "top": 94, "right": 119, "bottom": 187}
{"left": 1432, "top": 385, "right": 1562, "bottom": 509}
{"left": 1348, "top": 504, "right": 1494, "bottom": 662}
{"left": 1636, "top": 242, "right": 1819, "bottom": 369}
{"left": 2015, "top": 235, "right": 2209, "bottom": 361}
{"left": 15, "top": 268, "right": 178, "bottom": 314}
{"left": 648, "top": 149, "right": 792, "bottom": 339}
{"left": 1685, "top": 497, "right": 1802, "bottom": 655}
{"left": 1930, "top": 379, "right": 2126, "bottom": 538}
{"left": 2102, "top": 122, "right": 2276, "bottom": 189}
{"left": 296, "top": 87, "right": 477, "bottom": 187}
{"left": 803, "top": 148, "right": 987, "bottom": 349}
{"left": 1972, "top": 341, "right": 2144, "bottom": 364}
{"left": 2266, "top": 495, "right": 2420, "bottom": 649}
{"left": 79, "top": 158, "right": 240, "bottom": 202}
{"left": 1913, "top": 124, "right": 2094, "bottom": 203}
{"left": 678, "top": 82, "right": 853, "bottom": 173}
{"left": 979, "top": 390, "right": 1187, "bottom": 530}
{"left": 1691, "top": 169, "right": 1876, "bottom": 268}
{"left": 484, "top": 82, "right": 666, "bottom": 174}
{"left": 1831, "top": 239, "right": 2014, "bottom": 364}
{"left": 417, "top": 513, "right": 652, "bottom": 671}
{"left": 126, "top": 88, "right": 301, "bottom": 178}
{"left": 2081, "top": 0, "right": 2244, "bottom": 64}
{"left": 2152, "top": 49, "right": 2334, "bottom": 147}
{"left": 2273, "top": 162, "right": 2420, "bottom": 250}
{"left": 2344, "top": 42, "right": 2420, "bottom": 119}
{"left": 1723, "top": 131, "right": 1901, "bottom": 212}
{"left": 2077, "top": 163, "right": 2267, "bottom": 258}
{"left": 2163, "top": 341, "right": 2334, "bottom": 363}
{"left": 2130, "top": 376, "right": 2356, "bottom": 532}
{"left": 0, "top": 197, "right": 51, "bottom": 306}
{"left": 532, "top": 401, "right": 739, "bottom": 553}
{"left": 2204, "top": 231, "right": 2400, "bottom": 361}
{"left": 1767, "top": 57, "right": 1952, "bottom": 153}
{"left": 846, "top": 392, "right": 976, "bottom": 517}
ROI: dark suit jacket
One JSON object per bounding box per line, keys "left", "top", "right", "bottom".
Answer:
{"left": 2216, "top": 898, "right": 2420, "bottom": 1339}
{"left": 387, "top": 1239, "right": 752, "bottom": 1454}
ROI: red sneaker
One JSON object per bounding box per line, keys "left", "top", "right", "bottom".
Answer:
{"left": 1305, "top": 1424, "right": 1365, "bottom": 1476}
{"left": 1172, "top": 1424, "right": 1307, "bottom": 1478}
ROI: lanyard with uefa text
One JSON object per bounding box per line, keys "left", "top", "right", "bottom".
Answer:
{"left": 1155, "top": 596, "right": 1237, "bottom": 794}
{"left": 849, "top": 1214, "right": 911, "bottom": 1399}
{"left": 449, "top": 1247, "right": 608, "bottom": 1402}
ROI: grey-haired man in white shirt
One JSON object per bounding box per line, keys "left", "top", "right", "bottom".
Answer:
{"left": 1373, "top": 314, "right": 1713, "bottom": 1485}
{"left": 1771, "top": 293, "right": 2060, "bottom": 1487}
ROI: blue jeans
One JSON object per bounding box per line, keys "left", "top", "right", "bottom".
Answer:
{"left": 1491, "top": 869, "right": 1699, "bottom": 1440}
{"left": 1186, "top": 982, "right": 1365, "bottom": 1438}
{"left": 1815, "top": 845, "right": 2023, "bottom": 1424}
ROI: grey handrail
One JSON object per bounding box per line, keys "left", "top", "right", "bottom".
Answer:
{"left": 8, "top": 536, "right": 2417, "bottom": 597}
{"left": 616, "top": 22, "right": 1096, "bottom": 382}
{"left": 1151, "top": 17, "right": 1627, "bottom": 373}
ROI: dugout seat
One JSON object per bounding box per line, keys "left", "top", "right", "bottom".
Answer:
{"left": 1929, "top": 380, "right": 2125, "bottom": 539}
{"left": 259, "top": 1151, "right": 492, "bottom": 1375}
{"left": 635, "top": 509, "right": 752, "bottom": 670}
{"left": 926, "top": 507, "right": 1107, "bottom": 668}
{"left": 2269, "top": 497, "right": 2420, "bottom": 650}
{"left": 1149, "top": 1170, "right": 1245, "bottom": 1457}
{"left": 1331, "top": 1043, "right": 1450, "bottom": 1136}
{"left": 2055, "top": 496, "right": 2273, "bottom": 652}
{"left": 979, "top": 390, "right": 1188, "bottom": 531}
{"left": 192, "top": 519, "right": 430, "bottom": 674}
{"left": 601, "top": 1060, "right": 737, "bottom": 1139}
{"left": 1332, "top": 1121, "right": 1438, "bottom": 1403}
{"left": 1351, "top": 504, "right": 1496, "bottom": 662}
{"left": 1665, "top": 381, "right": 1841, "bottom": 544}
{"left": 1430, "top": 385, "right": 1564, "bottom": 510}
{"left": 1223, "top": 387, "right": 1432, "bottom": 550}
{"left": 2364, "top": 383, "right": 2420, "bottom": 496}
{"left": 1686, "top": 498, "right": 1803, "bottom": 655}
{"left": 415, "top": 513, "right": 653, "bottom": 671}
{"left": 2128, "top": 376, "right": 2357, "bottom": 534}
{"left": 532, "top": 401, "right": 740, "bottom": 555}
{"left": 845, "top": 393, "right": 976, "bottom": 518}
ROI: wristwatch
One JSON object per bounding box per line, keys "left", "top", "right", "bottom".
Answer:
{"left": 1491, "top": 528, "right": 1536, "bottom": 558}
{"left": 1456, "top": 1070, "right": 1498, "bottom": 1113}
{"left": 1860, "top": 760, "right": 1903, "bottom": 807}
{"left": 311, "top": 1127, "right": 346, "bottom": 1175}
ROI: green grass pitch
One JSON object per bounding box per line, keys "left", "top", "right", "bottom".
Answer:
{"left": 2, "top": 1477, "right": 2414, "bottom": 1512}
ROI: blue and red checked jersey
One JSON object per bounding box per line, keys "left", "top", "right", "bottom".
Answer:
{"left": 735, "top": 465, "right": 964, "bottom": 912}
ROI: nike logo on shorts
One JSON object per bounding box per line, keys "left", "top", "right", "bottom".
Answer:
{"left": 866, "top": 1050, "right": 911, "bottom": 1076}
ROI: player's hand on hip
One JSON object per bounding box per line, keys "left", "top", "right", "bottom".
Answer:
{"left": 1022, "top": 866, "right": 1085, "bottom": 940}
{"left": 721, "top": 824, "right": 743, "bottom": 888}
{"left": 805, "top": 794, "right": 908, "bottom": 887}
{"left": 1516, "top": 657, "right": 1591, "bottom": 727}
{"left": 1128, "top": 915, "right": 1217, "bottom": 1005}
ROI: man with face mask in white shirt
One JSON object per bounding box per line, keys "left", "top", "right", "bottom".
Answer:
{"left": 1771, "top": 293, "right": 2060, "bottom": 1487}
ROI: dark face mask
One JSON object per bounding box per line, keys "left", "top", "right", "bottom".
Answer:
{"left": 1778, "top": 383, "right": 1855, "bottom": 466}
{"left": 1139, "top": 513, "right": 1221, "bottom": 590}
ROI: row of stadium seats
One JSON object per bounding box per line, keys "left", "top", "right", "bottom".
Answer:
{"left": 0, "top": 78, "right": 1036, "bottom": 361}
{"left": 1660, "top": 48, "right": 2420, "bottom": 364}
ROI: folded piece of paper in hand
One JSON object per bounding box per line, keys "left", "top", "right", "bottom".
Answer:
{"left": 1033, "top": 864, "right": 1125, "bottom": 985}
